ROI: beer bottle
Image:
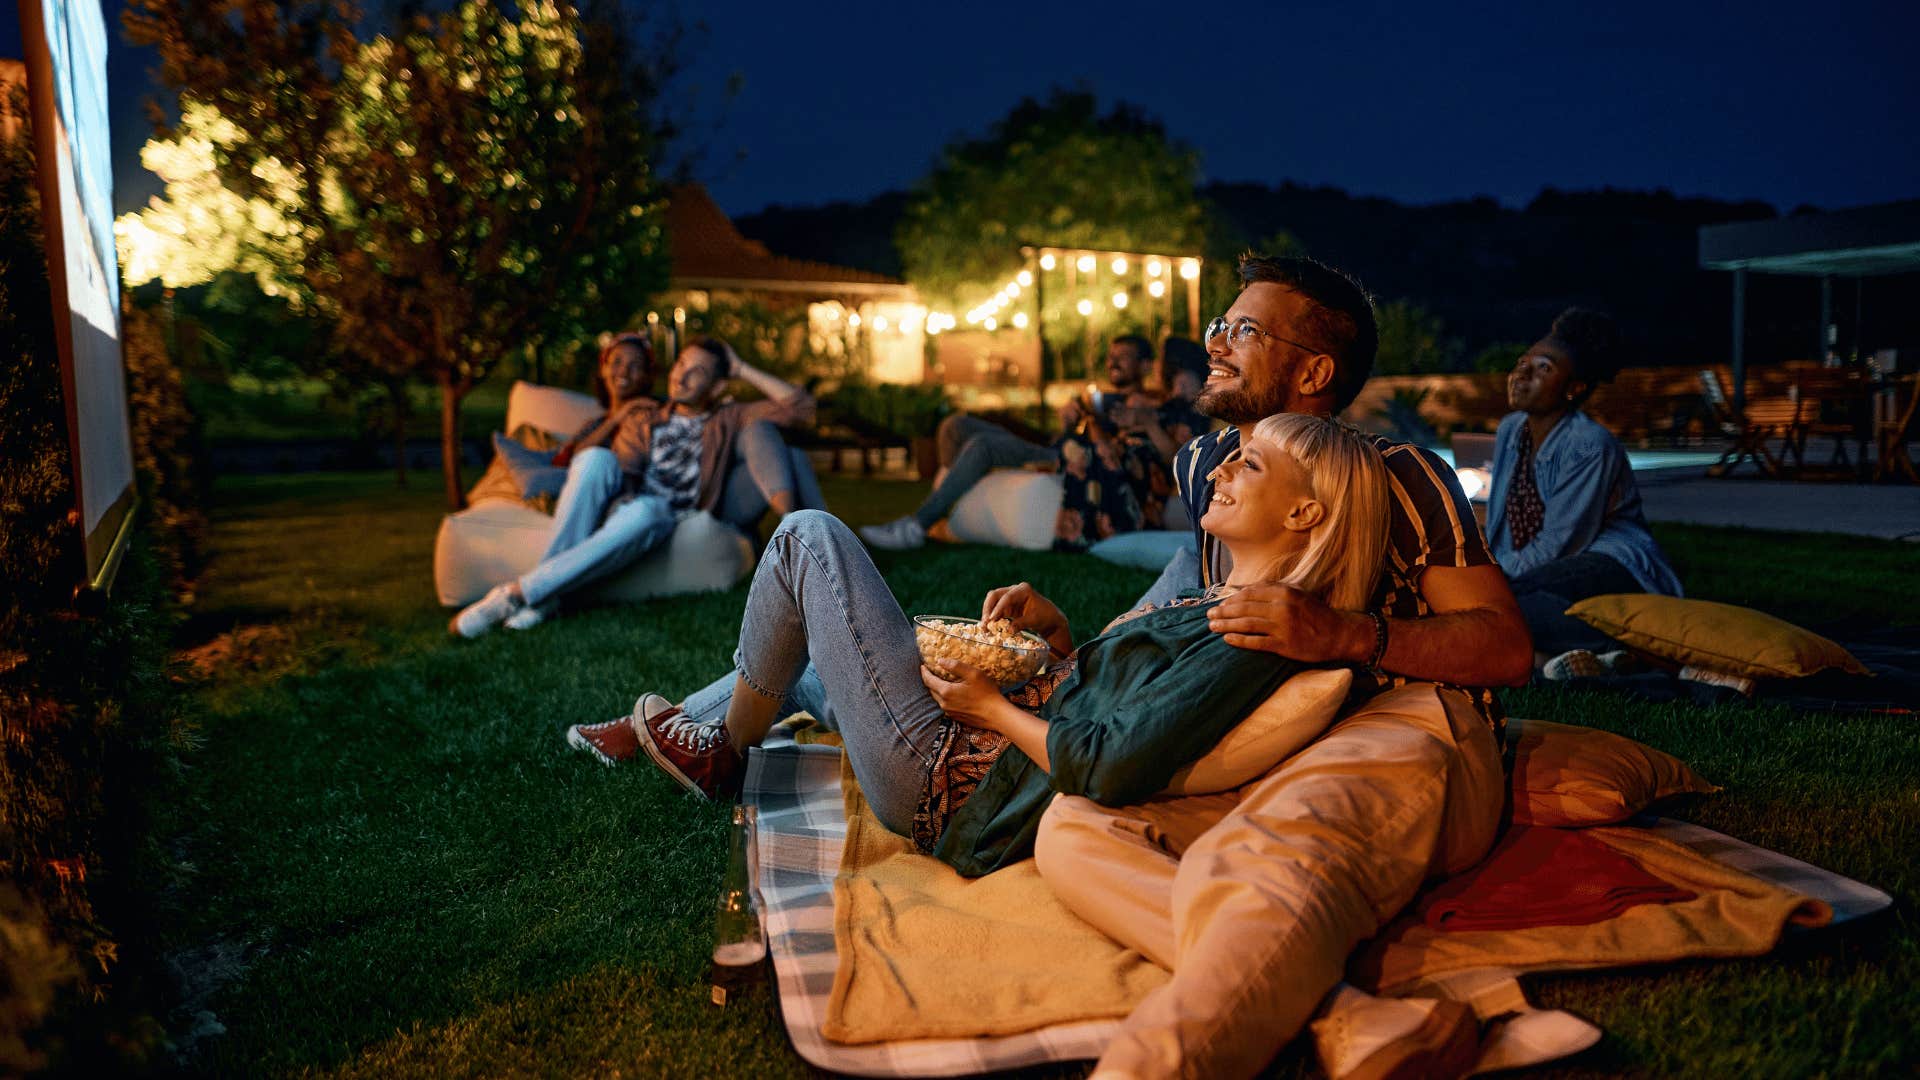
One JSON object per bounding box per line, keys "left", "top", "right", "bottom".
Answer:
{"left": 708, "top": 804, "right": 766, "bottom": 1007}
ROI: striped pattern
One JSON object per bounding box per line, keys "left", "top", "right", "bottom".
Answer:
{"left": 1175, "top": 427, "right": 1503, "bottom": 730}
{"left": 745, "top": 737, "right": 1891, "bottom": 1076}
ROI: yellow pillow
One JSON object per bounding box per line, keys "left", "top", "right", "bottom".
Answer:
{"left": 1508, "top": 717, "right": 1720, "bottom": 827}
{"left": 1164, "top": 668, "right": 1353, "bottom": 795}
{"left": 1566, "top": 594, "right": 1870, "bottom": 680}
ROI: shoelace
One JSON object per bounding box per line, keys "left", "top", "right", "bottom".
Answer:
{"left": 655, "top": 713, "right": 725, "bottom": 753}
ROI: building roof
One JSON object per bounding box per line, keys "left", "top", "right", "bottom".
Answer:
{"left": 1699, "top": 199, "right": 1920, "bottom": 276}
{"left": 666, "top": 183, "right": 913, "bottom": 298}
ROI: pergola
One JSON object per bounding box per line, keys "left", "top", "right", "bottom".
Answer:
{"left": 1698, "top": 199, "right": 1920, "bottom": 410}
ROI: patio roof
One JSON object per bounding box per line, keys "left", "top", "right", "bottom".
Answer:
{"left": 666, "top": 184, "right": 914, "bottom": 299}
{"left": 1698, "top": 199, "right": 1920, "bottom": 277}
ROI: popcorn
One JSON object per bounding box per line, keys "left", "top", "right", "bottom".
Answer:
{"left": 914, "top": 616, "right": 1049, "bottom": 689}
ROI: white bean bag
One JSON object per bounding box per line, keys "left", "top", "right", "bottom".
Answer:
{"left": 432, "top": 381, "right": 755, "bottom": 607}
{"left": 944, "top": 464, "right": 1196, "bottom": 562}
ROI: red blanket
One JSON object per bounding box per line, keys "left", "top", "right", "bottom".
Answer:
{"left": 1419, "top": 825, "right": 1697, "bottom": 932}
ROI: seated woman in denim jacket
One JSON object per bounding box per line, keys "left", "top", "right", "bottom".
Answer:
{"left": 1485, "top": 309, "right": 1682, "bottom": 669}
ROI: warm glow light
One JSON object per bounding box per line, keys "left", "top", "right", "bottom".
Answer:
{"left": 1016, "top": 269, "right": 1033, "bottom": 287}
{"left": 647, "top": 311, "right": 660, "bottom": 324}
{"left": 1146, "top": 258, "right": 1164, "bottom": 278}
{"left": 984, "top": 316, "right": 998, "bottom": 331}
{"left": 874, "top": 315, "right": 889, "bottom": 331}
{"left": 1112, "top": 291, "right": 1129, "bottom": 309}
{"left": 1147, "top": 279, "right": 1166, "bottom": 298}
{"left": 1111, "top": 256, "right": 1128, "bottom": 275}
{"left": 673, "top": 306, "right": 687, "bottom": 322}
{"left": 849, "top": 312, "right": 862, "bottom": 328}
{"left": 1179, "top": 258, "right": 1200, "bottom": 280}
{"left": 966, "top": 311, "right": 981, "bottom": 325}
{"left": 1040, "top": 253, "right": 1057, "bottom": 271}
{"left": 1012, "top": 312, "right": 1029, "bottom": 329}
{"left": 1076, "top": 298, "right": 1094, "bottom": 316}
{"left": 1006, "top": 281, "right": 1021, "bottom": 298}
{"left": 1076, "top": 254, "right": 1095, "bottom": 273}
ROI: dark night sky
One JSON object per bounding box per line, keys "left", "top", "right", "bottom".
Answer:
{"left": 7, "top": 1, "right": 1917, "bottom": 219}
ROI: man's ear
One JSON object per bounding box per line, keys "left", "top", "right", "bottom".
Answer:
{"left": 1295, "top": 353, "right": 1337, "bottom": 398}
{"left": 1283, "top": 498, "right": 1327, "bottom": 533}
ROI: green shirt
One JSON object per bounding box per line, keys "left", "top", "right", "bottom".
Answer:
{"left": 933, "top": 599, "right": 1304, "bottom": 878}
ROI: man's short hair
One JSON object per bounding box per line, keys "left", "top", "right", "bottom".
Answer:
{"left": 1237, "top": 254, "right": 1377, "bottom": 412}
{"left": 1546, "top": 308, "right": 1626, "bottom": 402}
{"left": 1111, "top": 334, "right": 1153, "bottom": 363}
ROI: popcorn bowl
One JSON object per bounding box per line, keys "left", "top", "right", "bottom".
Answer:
{"left": 913, "top": 615, "right": 1051, "bottom": 689}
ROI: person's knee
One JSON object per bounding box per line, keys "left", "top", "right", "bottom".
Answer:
{"left": 771, "top": 507, "right": 844, "bottom": 546}
{"left": 1034, "top": 795, "right": 1100, "bottom": 886}
{"left": 571, "top": 445, "right": 618, "bottom": 474}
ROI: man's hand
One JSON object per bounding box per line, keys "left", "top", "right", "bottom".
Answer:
{"left": 920, "top": 663, "right": 1007, "bottom": 729}
{"left": 980, "top": 582, "right": 1071, "bottom": 655}
{"left": 1207, "top": 584, "right": 1372, "bottom": 664}
{"left": 1058, "top": 397, "right": 1088, "bottom": 431}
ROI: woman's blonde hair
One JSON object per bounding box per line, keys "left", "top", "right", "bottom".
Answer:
{"left": 1246, "top": 413, "right": 1391, "bottom": 612}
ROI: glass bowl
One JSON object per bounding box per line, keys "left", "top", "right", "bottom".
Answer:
{"left": 912, "top": 615, "right": 1051, "bottom": 689}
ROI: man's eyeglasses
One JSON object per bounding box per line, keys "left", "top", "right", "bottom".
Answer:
{"left": 1205, "top": 315, "right": 1321, "bottom": 355}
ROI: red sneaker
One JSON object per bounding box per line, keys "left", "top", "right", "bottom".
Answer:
{"left": 636, "top": 701, "right": 744, "bottom": 800}
{"left": 567, "top": 716, "right": 640, "bottom": 766}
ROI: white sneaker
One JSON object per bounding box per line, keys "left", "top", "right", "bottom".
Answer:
{"left": 858, "top": 516, "right": 927, "bottom": 551}
{"left": 450, "top": 583, "right": 523, "bottom": 638}
{"left": 504, "top": 599, "right": 557, "bottom": 631}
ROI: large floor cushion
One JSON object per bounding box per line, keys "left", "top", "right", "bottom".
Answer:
{"left": 945, "top": 471, "right": 1063, "bottom": 551}
{"left": 434, "top": 500, "right": 753, "bottom": 608}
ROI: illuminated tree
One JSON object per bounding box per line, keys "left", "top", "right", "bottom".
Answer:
{"left": 124, "top": 0, "right": 669, "bottom": 506}
{"left": 896, "top": 90, "right": 1207, "bottom": 355}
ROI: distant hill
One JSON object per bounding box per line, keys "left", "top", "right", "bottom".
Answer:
{"left": 735, "top": 183, "right": 1917, "bottom": 367}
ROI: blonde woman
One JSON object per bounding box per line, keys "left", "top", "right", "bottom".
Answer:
{"left": 614, "top": 413, "right": 1391, "bottom": 877}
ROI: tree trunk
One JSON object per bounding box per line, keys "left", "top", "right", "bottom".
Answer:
{"left": 440, "top": 378, "right": 467, "bottom": 510}
{"left": 389, "top": 380, "right": 410, "bottom": 488}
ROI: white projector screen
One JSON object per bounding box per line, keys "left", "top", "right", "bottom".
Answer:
{"left": 22, "top": 0, "right": 135, "bottom": 589}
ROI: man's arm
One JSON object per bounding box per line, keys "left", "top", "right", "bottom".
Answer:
{"left": 723, "top": 343, "right": 816, "bottom": 424}
{"left": 1206, "top": 564, "right": 1534, "bottom": 688}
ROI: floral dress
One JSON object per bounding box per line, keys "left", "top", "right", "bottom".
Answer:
{"left": 1051, "top": 397, "right": 1210, "bottom": 552}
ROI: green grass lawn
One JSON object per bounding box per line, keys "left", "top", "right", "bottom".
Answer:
{"left": 160, "top": 471, "right": 1919, "bottom": 1077}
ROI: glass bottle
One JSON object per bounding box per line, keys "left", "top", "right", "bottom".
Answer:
{"left": 708, "top": 804, "right": 765, "bottom": 1007}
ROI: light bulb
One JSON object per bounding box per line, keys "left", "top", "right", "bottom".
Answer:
{"left": 1012, "top": 312, "right": 1029, "bottom": 329}
{"left": 1076, "top": 299, "right": 1094, "bottom": 316}
{"left": 874, "top": 315, "right": 888, "bottom": 332}
{"left": 1007, "top": 281, "right": 1021, "bottom": 298}
{"left": 1112, "top": 291, "right": 1128, "bottom": 309}
{"left": 848, "top": 312, "right": 861, "bottom": 328}
{"left": 1146, "top": 259, "right": 1164, "bottom": 277}
{"left": 1076, "top": 254, "right": 1095, "bottom": 273}
{"left": 1039, "top": 253, "right": 1056, "bottom": 271}
{"left": 1016, "top": 269, "right": 1033, "bottom": 287}
{"left": 1148, "top": 280, "right": 1166, "bottom": 298}
{"left": 1179, "top": 258, "right": 1200, "bottom": 280}
{"left": 984, "top": 316, "right": 997, "bottom": 331}
{"left": 1111, "top": 256, "right": 1128, "bottom": 275}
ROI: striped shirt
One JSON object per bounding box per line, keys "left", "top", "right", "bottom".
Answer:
{"left": 641, "top": 412, "right": 707, "bottom": 513}
{"left": 1174, "top": 426, "right": 1505, "bottom": 735}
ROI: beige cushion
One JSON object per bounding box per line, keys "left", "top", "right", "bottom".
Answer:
{"left": 433, "top": 500, "right": 753, "bottom": 607}
{"left": 945, "top": 470, "right": 1064, "bottom": 551}
{"left": 505, "top": 379, "right": 605, "bottom": 441}
{"left": 1164, "top": 668, "right": 1355, "bottom": 795}
{"left": 1506, "top": 717, "right": 1720, "bottom": 827}
{"left": 1566, "top": 594, "right": 1869, "bottom": 680}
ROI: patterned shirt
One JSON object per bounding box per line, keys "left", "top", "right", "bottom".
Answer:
{"left": 1173, "top": 426, "right": 1505, "bottom": 735}
{"left": 641, "top": 411, "right": 707, "bottom": 513}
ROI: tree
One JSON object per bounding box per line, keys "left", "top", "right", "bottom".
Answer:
{"left": 124, "top": 0, "right": 670, "bottom": 506}
{"left": 1373, "top": 299, "right": 1462, "bottom": 375}
{"left": 896, "top": 90, "right": 1206, "bottom": 359}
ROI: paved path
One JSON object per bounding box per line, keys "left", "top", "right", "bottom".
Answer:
{"left": 1636, "top": 468, "right": 1920, "bottom": 540}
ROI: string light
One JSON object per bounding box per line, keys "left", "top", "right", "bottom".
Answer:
{"left": 1111, "top": 256, "right": 1128, "bottom": 275}
{"left": 1147, "top": 280, "right": 1166, "bottom": 298}
{"left": 1016, "top": 269, "right": 1033, "bottom": 287}
{"left": 1012, "top": 312, "right": 1029, "bottom": 329}
{"left": 1179, "top": 258, "right": 1200, "bottom": 280}
{"left": 849, "top": 312, "right": 862, "bottom": 328}
{"left": 1076, "top": 254, "right": 1095, "bottom": 273}
{"left": 647, "top": 311, "right": 659, "bottom": 324}
{"left": 1076, "top": 299, "right": 1094, "bottom": 316}
{"left": 984, "top": 316, "right": 997, "bottom": 331}
{"left": 874, "top": 315, "right": 889, "bottom": 332}
{"left": 1006, "top": 281, "right": 1021, "bottom": 298}
{"left": 1040, "top": 253, "right": 1057, "bottom": 271}
{"left": 1146, "top": 259, "right": 1164, "bottom": 278}
{"left": 1112, "top": 291, "right": 1128, "bottom": 309}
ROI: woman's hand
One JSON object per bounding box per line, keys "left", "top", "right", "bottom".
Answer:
{"left": 980, "top": 582, "right": 1072, "bottom": 655}
{"left": 920, "top": 663, "right": 1011, "bottom": 730}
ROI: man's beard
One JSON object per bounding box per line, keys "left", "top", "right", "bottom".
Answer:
{"left": 1195, "top": 382, "right": 1287, "bottom": 425}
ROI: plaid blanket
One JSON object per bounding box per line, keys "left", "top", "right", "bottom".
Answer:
{"left": 744, "top": 732, "right": 1892, "bottom": 1077}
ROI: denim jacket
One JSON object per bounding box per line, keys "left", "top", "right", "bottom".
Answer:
{"left": 1485, "top": 410, "right": 1682, "bottom": 596}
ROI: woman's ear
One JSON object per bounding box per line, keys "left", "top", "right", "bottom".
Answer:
{"left": 1283, "top": 497, "right": 1326, "bottom": 533}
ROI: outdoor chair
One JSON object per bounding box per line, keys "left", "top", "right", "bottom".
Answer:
{"left": 1783, "top": 368, "right": 1874, "bottom": 476}
{"left": 1700, "top": 369, "right": 1794, "bottom": 478}
{"left": 1874, "top": 376, "right": 1920, "bottom": 483}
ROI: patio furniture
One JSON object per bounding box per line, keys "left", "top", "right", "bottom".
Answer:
{"left": 1701, "top": 369, "right": 1793, "bottom": 478}
{"left": 1781, "top": 368, "right": 1875, "bottom": 476}
{"left": 1874, "top": 375, "right": 1920, "bottom": 483}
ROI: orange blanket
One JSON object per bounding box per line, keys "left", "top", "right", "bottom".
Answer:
{"left": 1418, "top": 825, "right": 1696, "bottom": 932}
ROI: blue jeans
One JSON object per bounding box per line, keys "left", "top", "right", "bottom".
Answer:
{"left": 913, "top": 414, "right": 1059, "bottom": 528}
{"left": 714, "top": 420, "right": 826, "bottom": 529}
{"left": 518, "top": 447, "right": 676, "bottom": 607}
{"left": 1510, "top": 551, "right": 1643, "bottom": 656}
{"left": 695, "top": 510, "right": 946, "bottom": 835}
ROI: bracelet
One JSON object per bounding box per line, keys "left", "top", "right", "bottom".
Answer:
{"left": 1364, "top": 611, "right": 1390, "bottom": 673}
